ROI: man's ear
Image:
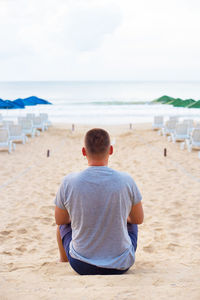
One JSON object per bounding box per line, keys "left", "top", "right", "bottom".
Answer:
{"left": 109, "top": 145, "right": 113, "bottom": 155}
{"left": 82, "top": 147, "right": 87, "bottom": 156}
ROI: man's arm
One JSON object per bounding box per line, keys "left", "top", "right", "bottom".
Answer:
{"left": 128, "top": 201, "right": 144, "bottom": 224}
{"left": 55, "top": 206, "right": 71, "bottom": 225}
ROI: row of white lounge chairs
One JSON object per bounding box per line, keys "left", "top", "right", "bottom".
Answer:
{"left": 0, "top": 113, "right": 52, "bottom": 153}
{"left": 152, "top": 116, "right": 200, "bottom": 152}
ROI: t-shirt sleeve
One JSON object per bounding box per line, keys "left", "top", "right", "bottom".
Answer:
{"left": 54, "top": 180, "right": 66, "bottom": 210}
{"left": 131, "top": 180, "right": 142, "bottom": 206}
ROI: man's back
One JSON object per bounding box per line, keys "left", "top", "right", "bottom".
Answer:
{"left": 55, "top": 166, "right": 142, "bottom": 270}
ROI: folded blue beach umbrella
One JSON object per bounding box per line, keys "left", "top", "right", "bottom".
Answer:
{"left": 22, "top": 96, "right": 52, "bottom": 105}
{"left": 0, "top": 96, "right": 52, "bottom": 109}
{"left": 5, "top": 100, "right": 24, "bottom": 109}
{"left": 13, "top": 99, "right": 25, "bottom": 108}
{"left": 0, "top": 99, "right": 14, "bottom": 109}
{"left": 18, "top": 97, "right": 37, "bottom": 106}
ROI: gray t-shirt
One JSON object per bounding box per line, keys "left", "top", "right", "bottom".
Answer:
{"left": 54, "top": 166, "right": 142, "bottom": 270}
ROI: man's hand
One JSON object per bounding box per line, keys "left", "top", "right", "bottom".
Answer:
{"left": 55, "top": 206, "right": 71, "bottom": 225}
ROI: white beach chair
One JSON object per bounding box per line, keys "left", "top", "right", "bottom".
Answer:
{"left": 169, "top": 116, "right": 179, "bottom": 122}
{"left": 21, "top": 119, "right": 38, "bottom": 138}
{"left": 186, "top": 129, "right": 200, "bottom": 152}
{"left": 32, "top": 116, "right": 46, "bottom": 132}
{"left": 26, "top": 113, "right": 35, "bottom": 120}
{"left": 170, "top": 123, "right": 190, "bottom": 143}
{"left": 0, "top": 115, "right": 3, "bottom": 127}
{"left": 183, "top": 119, "right": 194, "bottom": 134}
{"left": 18, "top": 116, "right": 27, "bottom": 124}
{"left": 39, "top": 113, "right": 52, "bottom": 128}
{"left": 195, "top": 122, "right": 200, "bottom": 129}
{"left": 152, "top": 116, "right": 164, "bottom": 130}
{"left": 8, "top": 125, "right": 27, "bottom": 144}
{"left": 162, "top": 120, "right": 178, "bottom": 136}
{"left": 2, "top": 120, "right": 14, "bottom": 129}
{"left": 0, "top": 128, "right": 15, "bottom": 153}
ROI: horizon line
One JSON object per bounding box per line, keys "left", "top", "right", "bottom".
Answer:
{"left": 0, "top": 80, "right": 200, "bottom": 83}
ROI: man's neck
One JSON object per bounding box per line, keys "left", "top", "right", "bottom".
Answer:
{"left": 88, "top": 162, "right": 108, "bottom": 166}
{"left": 87, "top": 158, "right": 108, "bottom": 166}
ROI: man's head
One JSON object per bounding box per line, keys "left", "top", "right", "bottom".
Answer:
{"left": 82, "top": 128, "right": 113, "bottom": 165}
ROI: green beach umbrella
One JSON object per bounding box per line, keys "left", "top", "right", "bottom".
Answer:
{"left": 152, "top": 95, "right": 175, "bottom": 103}
{"left": 166, "top": 98, "right": 185, "bottom": 107}
{"left": 151, "top": 95, "right": 199, "bottom": 108}
{"left": 161, "top": 97, "right": 197, "bottom": 108}
{"left": 187, "top": 100, "right": 200, "bottom": 108}
{"left": 180, "top": 99, "right": 196, "bottom": 107}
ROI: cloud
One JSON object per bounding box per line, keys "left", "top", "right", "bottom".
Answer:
{"left": 60, "top": 3, "right": 122, "bottom": 52}
{"left": 0, "top": 0, "right": 122, "bottom": 58}
{"left": 0, "top": 0, "right": 200, "bottom": 80}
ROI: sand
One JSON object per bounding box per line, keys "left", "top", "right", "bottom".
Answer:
{"left": 0, "top": 123, "right": 200, "bottom": 300}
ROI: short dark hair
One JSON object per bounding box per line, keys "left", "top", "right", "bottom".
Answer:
{"left": 84, "top": 128, "right": 110, "bottom": 157}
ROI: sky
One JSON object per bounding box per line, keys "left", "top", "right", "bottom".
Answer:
{"left": 0, "top": 0, "right": 200, "bottom": 81}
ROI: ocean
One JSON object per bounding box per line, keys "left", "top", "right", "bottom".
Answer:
{"left": 0, "top": 81, "right": 200, "bottom": 124}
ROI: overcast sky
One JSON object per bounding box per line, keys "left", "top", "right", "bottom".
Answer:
{"left": 0, "top": 0, "right": 200, "bottom": 81}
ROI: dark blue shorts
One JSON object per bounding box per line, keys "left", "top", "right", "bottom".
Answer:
{"left": 59, "top": 223, "right": 138, "bottom": 275}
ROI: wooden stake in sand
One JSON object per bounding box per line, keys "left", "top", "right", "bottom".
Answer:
{"left": 164, "top": 148, "right": 167, "bottom": 157}
{"left": 47, "top": 149, "right": 50, "bottom": 157}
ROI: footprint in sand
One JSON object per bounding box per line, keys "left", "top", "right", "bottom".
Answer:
{"left": 17, "top": 228, "right": 27, "bottom": 234}
{"left": 168, "top": 168, "right": 176, "bottom": 172}
{"left": 48, "top": 248, "right": 57, "bottom": 255}
{"left": 28, "top": 248, "right": 37, "bottom": 254}
{"left": 174, "top": 201, "right": 183, "bottom": 207}
{"left": 7, "top": 222, "right": 19, "bottom": 228}
{"left": 143, "top": 244, "right": 154, "bottom": 253}
{"left": 0, "top": 230, "right": 12, "bottom": 236}
{"left": 40, "top": 205, "right": 55, "bottom": 214}
{"left": 15, "top": 246, "right": 27, "bottom": 253}
{"left": 1, "top": 251, "right": 12, "bottom": 256}
{"left": 7, "top": 263, "right": 14, "bottom": 271}
{"left": 153, "top": 279, "right": 164, "bottom": 286}
{"left": 155, "top": 227, "right": 162, "bottom": 232}
{"left": 170, "top": 213, "right": 182, "bottom": 220}
{"left": 41, "top": 217, "right": 53, "bottom": 225}
{"left": 26, "top": 202, "right": 36, "bottom": 209}
{"left": 166, "top": 243, "right": 180, "bottom": 251}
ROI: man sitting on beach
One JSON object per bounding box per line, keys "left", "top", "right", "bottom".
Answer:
{"left": 54, "top": 128, "right": 144, "bottom": 275}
